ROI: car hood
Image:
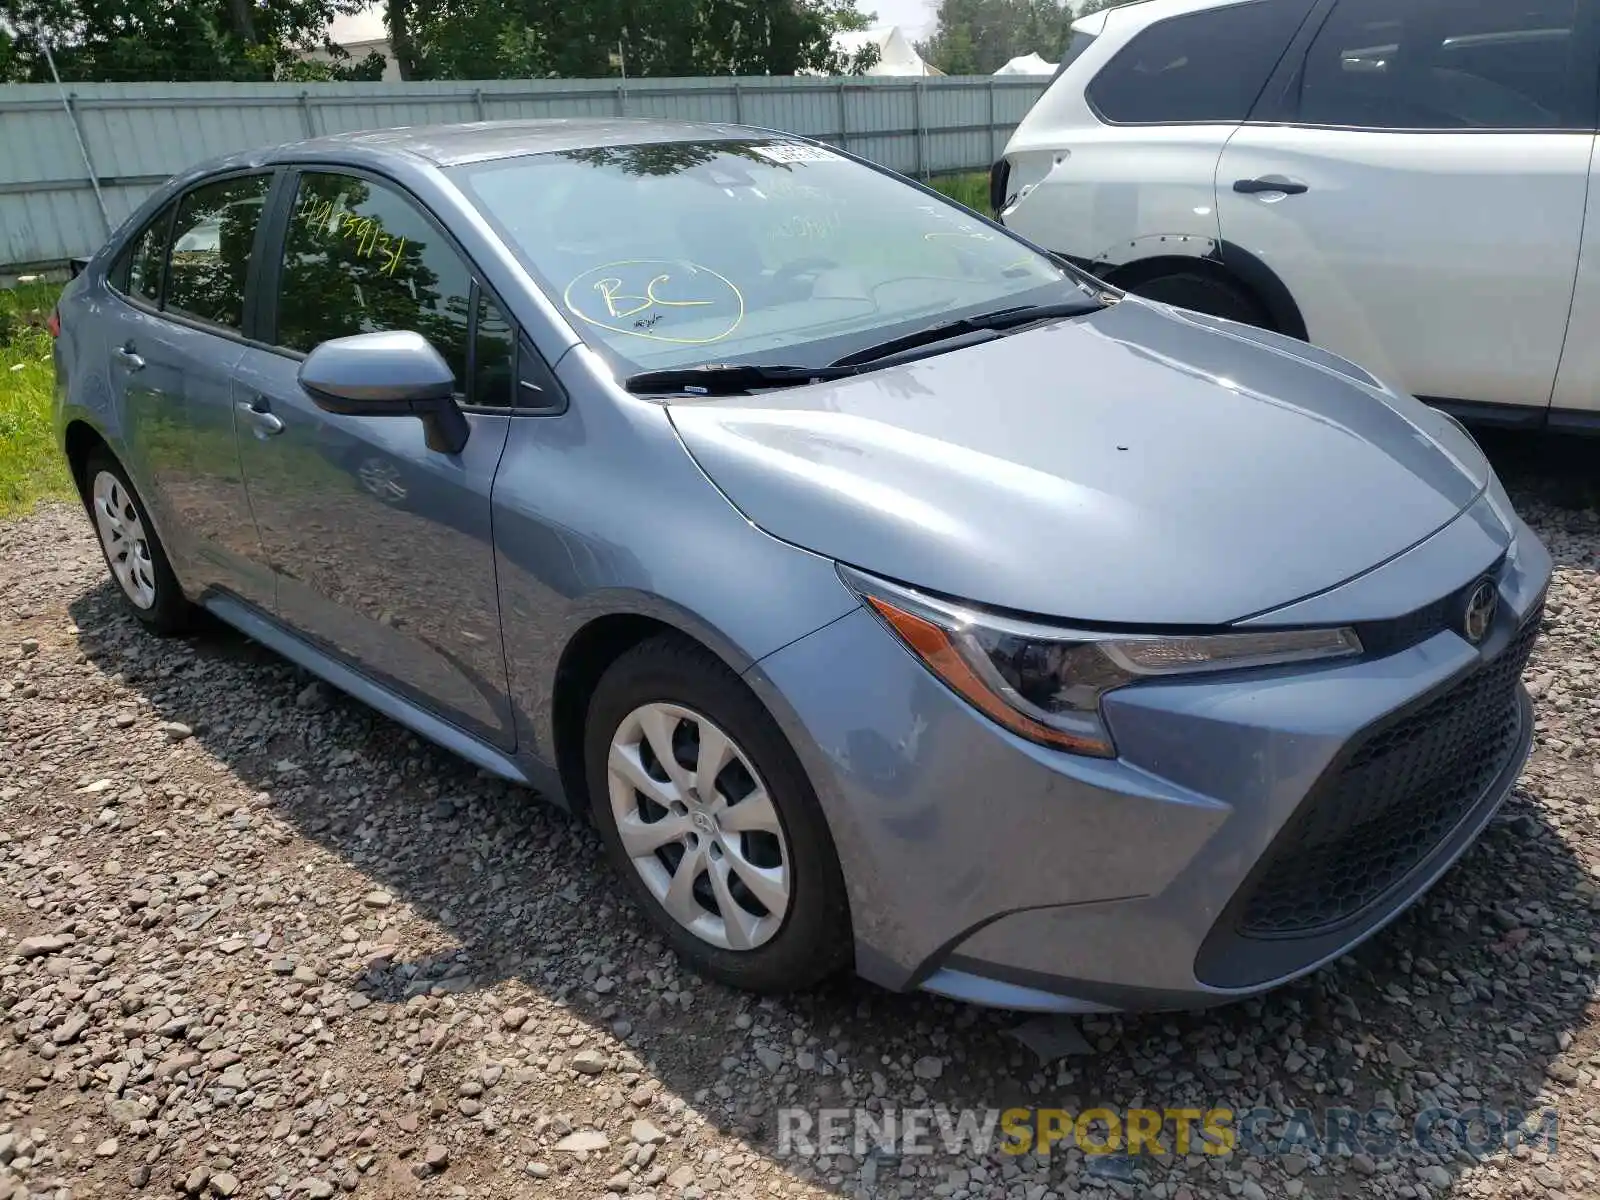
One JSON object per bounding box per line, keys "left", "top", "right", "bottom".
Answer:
{"left": 666, "top": 298, "right": 1490, "bottom": 625}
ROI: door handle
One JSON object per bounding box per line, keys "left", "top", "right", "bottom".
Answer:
{"left": 236, "top": 400, "right": 285, "bottom": 438}
{"left": 1234, "top": 177, "right": 1309, "bottom": 196}
{"left": 114, "top": 345, "right": 145, "bottom": 371}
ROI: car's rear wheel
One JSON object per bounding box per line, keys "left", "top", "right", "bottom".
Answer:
{"left": 584, "top": 634, "right": 851, "bottom": 993}
{"left": 1125, "top": 271, "right": 1273, "bottom": 330}
{"left": 82, "top": 450, "right": 191, "bottom": 634}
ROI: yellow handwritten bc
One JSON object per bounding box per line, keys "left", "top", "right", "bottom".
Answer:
{"left": 564, "top": 260, "right": 743, "bottom": 346}
{"left": 595, "top": 274, "right": 716, "bottom": 320}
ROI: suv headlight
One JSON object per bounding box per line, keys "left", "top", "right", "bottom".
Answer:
{"left": 842, "top": 567, "right": 1362, "bottom": 758}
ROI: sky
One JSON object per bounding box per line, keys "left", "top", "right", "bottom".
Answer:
{"left": 869, "top": 0, "right": 938, "bottom": 39}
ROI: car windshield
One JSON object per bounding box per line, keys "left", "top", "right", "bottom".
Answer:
{"left": 450, "top": 139, "right": 1085, "bottom": 377}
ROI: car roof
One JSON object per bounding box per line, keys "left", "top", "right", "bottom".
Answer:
{"left": 274, "top": 117, "right": 762, "bottom": 168}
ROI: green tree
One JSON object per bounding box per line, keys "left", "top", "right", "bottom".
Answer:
{"left": 0, "top": 0, "right": 375, "bottom": 81}
{"left": 917, "top": 0, "right": 1082, "bottom": 75}
{"left": 386, "top": 0, "right": 876, "bottom": 81}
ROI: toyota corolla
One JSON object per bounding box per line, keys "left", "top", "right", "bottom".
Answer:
{"left": 51, "top": 119, "right": 1550, "bottom": 1012}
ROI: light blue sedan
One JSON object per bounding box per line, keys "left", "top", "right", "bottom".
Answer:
{"left": 50, "top": 119, "right": 1551, "bottom": 1012}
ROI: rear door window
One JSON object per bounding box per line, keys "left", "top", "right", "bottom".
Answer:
{"left": 1087, "top": 0, "right": 1313, "bottom": 123}
{"left": 1293, "top": 0, "right": 1586, "bottom": 130}
{"left": 163, "top": 175, "right": 272, "bottom": 332}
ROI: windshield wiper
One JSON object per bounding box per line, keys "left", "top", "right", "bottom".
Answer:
{"left": 624, "top": 298, "right": 1104, "bottom": 396}
{"left": 624, "top": 362, "right": 859, "bottom": 396}
{"left": 827, "top": 299, "right": 1102, "bottom": 369}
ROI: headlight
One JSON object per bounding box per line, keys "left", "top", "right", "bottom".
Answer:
{"left": 842, "top": 567, "right": 1362, "bottom": 758}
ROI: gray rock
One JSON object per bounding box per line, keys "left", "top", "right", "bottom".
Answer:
{"left": 571, "top": 1048, "right": 608, "bottom": 1075}
{"left": 500, "top": 1006, "right": 530, "bottom": 1031}
{"left": 1417, "top": 1165, "right": 1452, "bottom": 1189}
{"left": 632, "top": 1119, "right": 667, "bottom": 1145}
{"left": 912, "top": 1056, "right": 944, "bottom": 1081}
{"left": 554, "top": 1130, "right": 610, "bottom": 1153}
{"left": 15, "top": 932, "right": 74, "bottom": 958}
{"left": 1004, "top": 1015, "right": 1094, "bottom": 1062}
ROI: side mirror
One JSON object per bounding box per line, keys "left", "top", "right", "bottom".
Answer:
{"left": 298, "top": 330, "right": 470, "bottom": 455}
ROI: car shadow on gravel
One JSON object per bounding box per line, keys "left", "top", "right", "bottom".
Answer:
{"left": 65, "top": 508, "right": 1599, "bottom": 1198}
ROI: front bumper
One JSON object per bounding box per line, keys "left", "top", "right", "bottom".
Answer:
{"left": 743, "top": 503, "right": 1552, "bottom": 1012}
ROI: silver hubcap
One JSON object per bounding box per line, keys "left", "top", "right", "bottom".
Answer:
{"left": 607, "top": 703, "right": 791, "bottom": 951}
{"left": 91, "top": 471, "right": 157, "bottom": 610}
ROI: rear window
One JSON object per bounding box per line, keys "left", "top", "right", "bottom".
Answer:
{"left": 1087, "top": 0, "right": 1311, "bottom": 124}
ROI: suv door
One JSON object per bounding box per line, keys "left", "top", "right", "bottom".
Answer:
{"left": 231, "top": 167, "right": 517, "bottom": 750}
{"left": 103, "top": 174, "right": 277, "bottom": 610}
{"left": 1215, "top": 0, "right": 1597, "bottom": 412}
{"left": 1001, "top": 0, "right": 1315, "bottom": 269}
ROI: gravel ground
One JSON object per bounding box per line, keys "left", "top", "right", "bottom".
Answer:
{"left": 3, "top": 435, "right": 1600, "bottom": 1200}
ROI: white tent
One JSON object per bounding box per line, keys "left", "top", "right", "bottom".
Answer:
{"left": 830, "top": 26, "right": 941, "bottom": 76}
{"left": 994, "top": 52, "right": 1058, "bottom": 75}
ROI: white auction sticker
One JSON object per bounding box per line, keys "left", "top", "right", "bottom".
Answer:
{"left": 751, "top": 142, "right": 840, "bottom": 164}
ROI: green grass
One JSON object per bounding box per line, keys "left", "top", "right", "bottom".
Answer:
{"left": 929, "top": 172, "right": 992, "bottom": 217}
{"left": 0, "top": 281, "right": 71, "bottom": 518}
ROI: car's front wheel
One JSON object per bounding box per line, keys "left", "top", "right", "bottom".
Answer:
{"left": 82, "top": 450, "right": 191, "bottom": 634}
{"left": 584, "top": 634, "right": 851, "bottom": 993}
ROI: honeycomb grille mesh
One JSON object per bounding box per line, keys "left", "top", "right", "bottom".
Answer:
{"left": 1239, "top": 606, "right": 1542, "bottom": 938}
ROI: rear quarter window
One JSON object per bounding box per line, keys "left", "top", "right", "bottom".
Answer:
{"left": 1087, "top": 0, "right": 1312, "bottom": 124}
{"left": 111, "top": 205, "right": 175, "bottom": 305}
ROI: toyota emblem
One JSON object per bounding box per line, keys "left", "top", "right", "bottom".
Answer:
{"left": 1462, "top": 580, "right": 1498, "bottom": 645}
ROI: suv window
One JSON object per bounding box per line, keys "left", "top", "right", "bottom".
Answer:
{"left": 275, "top": 172, "right": 476, "bottom": 394}
{"left": 1295, "top": 0, "right": 1583, "bottom": 129}
{"left": 1087, "top": 0, "right": 1310, "bottom": 124}
{"left": 1052, "top": 30, "right": 1098, "bottom": 81}
{"left": 164, "top": 176, "right": 271, "bottom": 332}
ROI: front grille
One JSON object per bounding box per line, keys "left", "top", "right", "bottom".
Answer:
{"left": 1238, "top": 604, "right": 1542, "bottom": 938}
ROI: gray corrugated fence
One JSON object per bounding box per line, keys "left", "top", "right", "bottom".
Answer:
{"left": 0, "top": 75, "right": 1047, "bottom": 271}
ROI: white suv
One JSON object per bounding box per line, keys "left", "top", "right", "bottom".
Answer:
{"left": 994, "top": 0, "right": 1600, "bottom": 430}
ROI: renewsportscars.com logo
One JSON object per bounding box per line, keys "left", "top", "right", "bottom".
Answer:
{"left": 776, "top": 1105, "right": 1560, "bottom": 1161}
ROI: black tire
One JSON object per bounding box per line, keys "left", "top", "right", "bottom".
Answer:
{"left": 1125, "top": 271, "right": 1274, "bottom": 330}
{"left": 584, "top": 633, "right": 851, "bottom": 993}
{"left": 80, "top": 448, "right": 192, "bottom": 635}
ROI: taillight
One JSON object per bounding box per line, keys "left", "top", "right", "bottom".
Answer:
{"left": 46, "top": 308, "right": 60, "bottom": 338}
